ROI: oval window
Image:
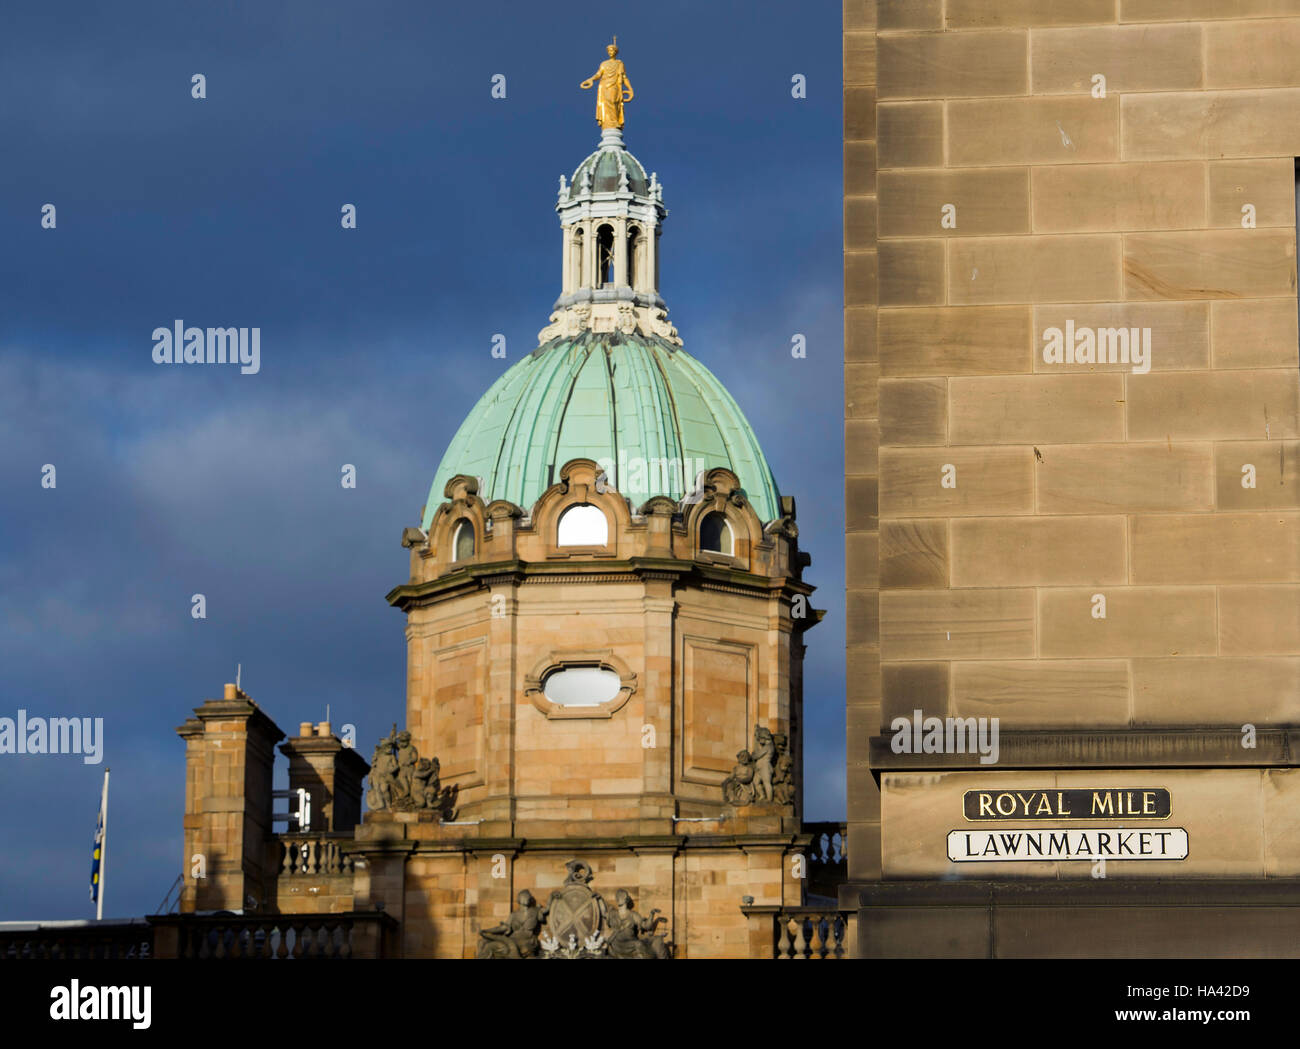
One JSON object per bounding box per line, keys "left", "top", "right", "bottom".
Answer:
{"left": 542, "top": 666, "right": 621, "bottom": 707}
{"left": 557, "top": 503, "right": 608, "bottom": 546}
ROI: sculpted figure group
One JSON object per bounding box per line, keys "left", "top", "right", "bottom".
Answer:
{"left": 366, "top": 726, "right": 458, "bottom": 820}
{"left": 478, "top": 859, "right": 671, "bottom": 960}
{"left": 722, "top": 726, "right": 796, "bottom": 807}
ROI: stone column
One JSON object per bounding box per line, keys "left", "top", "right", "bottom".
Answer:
{"left": 633, "top": 227, "right": 648, "bottom": 292}
{"left": 614, "top": 216, "right": 628, "bottom": 288}
{"left": 561, "top": 224, "right": 573, "bottom": 295}
{"left": 584, "top": 219, "right": 597, "bottom": 290}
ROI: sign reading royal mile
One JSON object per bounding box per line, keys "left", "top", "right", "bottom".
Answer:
{"left": 963, "top": 788, "right": 1170, "bottom": 820}
{"left": 948, "top": 788, "right": 1188, "bottom": 863}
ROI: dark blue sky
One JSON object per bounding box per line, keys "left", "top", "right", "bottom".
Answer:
{"left": 0, "top": 0, "right": 843, "bottom": 919}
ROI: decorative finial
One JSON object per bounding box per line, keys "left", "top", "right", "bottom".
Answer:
{"left": 579, "top": 39, "right": 634, "bottom": 130}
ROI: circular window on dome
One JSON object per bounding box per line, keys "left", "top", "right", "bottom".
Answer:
{"left": 542, "top": 666, "right": 621, "bottom": 707}
{"left": 557, "top": 503, "right": 608, "bottom": 546}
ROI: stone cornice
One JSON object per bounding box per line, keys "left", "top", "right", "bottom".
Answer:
{"left": 279, "top": 735, "right": 371, "bottom": 775}
{"left": 839, "top": 879, "right": 1300, "bottom": 911}
{"left": 347, "top": 833, "right": 811, "bottom": 857}
{"left": 386, "top": 556, "right": 814, "bottom": 613}
{"left": 868, "top": 728, "right": 1297, "bottom": 773}
{"left": 180, "top": 697, "right": 285, "bottom": 744}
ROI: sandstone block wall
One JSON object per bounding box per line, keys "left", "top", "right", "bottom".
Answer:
{"left": 394, "top": 843, "right": 801, "bottom": 959}
{"left": 846, "top": 0, "right": 1300, "bottom": 881}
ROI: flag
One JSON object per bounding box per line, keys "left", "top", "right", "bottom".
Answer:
{"left": 90, "top": 770, "right": 108, "bottom": 910}
{"left": 89, "top": 795, "right": 104, "bottom": 902}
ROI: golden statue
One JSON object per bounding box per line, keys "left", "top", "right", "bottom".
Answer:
{"left": 580, "top": 38, "right": 634, "bottom": 130}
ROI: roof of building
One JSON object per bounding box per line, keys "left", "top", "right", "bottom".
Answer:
{"left": 567, "top": 141, "right": 650, "bottom": 197}
{"left": 424, "top": 330, "right": 782, "bottom": 527}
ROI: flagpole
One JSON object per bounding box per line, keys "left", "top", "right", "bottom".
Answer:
{"left": 97, "top": 768, "right": 110, "bottom": 921}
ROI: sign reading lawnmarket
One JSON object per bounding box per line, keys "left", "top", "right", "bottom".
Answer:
{"left": 948, "top": 827, "right": 1189, "bottom": 862}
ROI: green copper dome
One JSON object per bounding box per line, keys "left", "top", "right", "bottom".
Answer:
{"left": 424, "top": 331, "right": 782, "bottom": 529}
{"left": 567, "top": 145, "right": 650, "bottom": 196}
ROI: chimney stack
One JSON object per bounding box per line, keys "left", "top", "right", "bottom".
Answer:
{"left": 176, "top": 686, "right": 283, "bottom": 913}
{"left": 280, "top": 721, "right": 369, "bottom": 833}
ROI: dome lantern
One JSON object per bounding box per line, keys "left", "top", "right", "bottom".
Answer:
{"left": 540, "top": 125, "right": 677, "bottom": 346}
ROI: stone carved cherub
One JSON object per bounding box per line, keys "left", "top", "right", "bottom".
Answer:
{"left": 771, "top": 732, "right": 796, "bottom": 805}
{"left": 412, "top": 755, "right": 441, "bottom": 808}
{"left": 365, "top": 731, "right": 399, "bottom": 811}
{"left": 722, "top": 748, "right": 756, "bottom": 805}
{"left": 394, "top": 730, "right": 419, "bottom": 802}
{"left": 752, "top": 726, "right": 776, "bottom": 803}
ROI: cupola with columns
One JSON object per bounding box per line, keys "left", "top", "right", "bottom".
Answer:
{"left": 540, "top": 126, "right": 679, "bottom": 345}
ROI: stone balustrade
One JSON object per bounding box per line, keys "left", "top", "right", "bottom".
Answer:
{"left": 149, "top": 911, "right": 396, "bottom": 959}
{"left": 275, "top": 833, "right": 356, "bottom": 877}
{"left": 774, "top": 909, "right": 851, "bottom": 959}
{"left": 0, "top": 919, "right": 153, "bottom": 960}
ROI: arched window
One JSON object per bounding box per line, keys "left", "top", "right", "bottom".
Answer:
{"left": 452, "top": 519, "right": 475, "bottom": 562}
{"left": 596, "top": 224, "right": 615, "bottom": 287}
{"left": 699, "top": 512, "right": 733, "bottom": 555}
{"left": 557, "top": 504, "right": 608, "bottom": 546}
